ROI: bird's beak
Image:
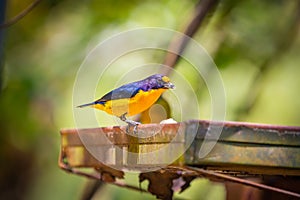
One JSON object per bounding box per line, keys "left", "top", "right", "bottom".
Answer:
{"left": 164, "top": 82, "right": 175, "bottom": 89}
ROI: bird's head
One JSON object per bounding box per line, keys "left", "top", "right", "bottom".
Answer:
{"left": 145, "top": 74, "right": 175, "bottom": 90}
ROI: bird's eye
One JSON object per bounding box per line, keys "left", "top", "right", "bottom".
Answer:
{"left": 162, "top": 76, "right": 170, "bottom": 83}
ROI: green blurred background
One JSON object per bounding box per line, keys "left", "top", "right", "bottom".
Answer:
{"left": 0, "top": 0, "right": 299, "bottom": 199}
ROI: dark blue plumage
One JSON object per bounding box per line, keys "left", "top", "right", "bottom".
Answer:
{"left": 77, "top": 74, "right": 174, "bottom": 109}
{"left": 94, "top": 74, "right": 173, "bottom": 103}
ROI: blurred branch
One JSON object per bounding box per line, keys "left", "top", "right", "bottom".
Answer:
{"left": 0, "top": 0, "right": 6, "bottom": 92}
{"left": 80, "top": 180, "right": 104, "bottom": 200}
{"left": 161, "top": 0, "right": 220, "bottom": 75}
{"left": 235, "top": 1, "right": 300, "bottom": 120}
{"left": 0, "top": 0, "right": 42, "bottom": 29}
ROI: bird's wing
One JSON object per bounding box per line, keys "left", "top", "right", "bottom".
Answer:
{"left": 95, "top": 84, "right": 142, "bottom": 103}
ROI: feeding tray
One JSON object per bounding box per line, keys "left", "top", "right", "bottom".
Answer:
{"left": 59, "top": 120, "right": 300, "bottom": 176}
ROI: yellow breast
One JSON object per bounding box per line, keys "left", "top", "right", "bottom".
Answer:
{"left": 92, "top": 88, "right": 166, "bottom": 117}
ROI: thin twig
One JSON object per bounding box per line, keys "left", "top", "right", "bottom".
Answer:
{"left": 0, "top": 0, "right": 42, "bottom": 29}
{"left": 186, "top": 166, "right": 300, "bottom": 198}
{"left": 60, "top": 166, "right": 147, "bottom": 193}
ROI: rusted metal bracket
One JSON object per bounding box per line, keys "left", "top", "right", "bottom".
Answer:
{"left": 59, "top": 120, "right": 300, "bottom": 198}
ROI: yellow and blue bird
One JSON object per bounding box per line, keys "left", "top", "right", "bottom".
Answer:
{"left": 78, "top": 74, "right": 175, "bottom": 132}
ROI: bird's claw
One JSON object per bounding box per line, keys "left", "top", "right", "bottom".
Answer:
{"left": 120, "top": 113, "right": 141, "bottom": 134}
{"left": 126, "top": 123, "right": 140, "bottom": 134}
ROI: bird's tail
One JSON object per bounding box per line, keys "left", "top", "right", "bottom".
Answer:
{"left": 77, "top": 102, "right": 95, "bottom": 108}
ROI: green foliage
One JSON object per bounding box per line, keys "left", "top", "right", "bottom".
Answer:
{"left": 1, "top": 0, "right": 299, "bottom": 199}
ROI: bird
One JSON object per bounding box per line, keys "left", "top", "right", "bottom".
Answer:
{"left": 77, "top": 74, "right": 175, "bottom": 133}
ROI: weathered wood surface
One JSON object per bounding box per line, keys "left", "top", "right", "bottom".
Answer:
{"left": 59, "top": 120, "right": 300, "bottom": 175}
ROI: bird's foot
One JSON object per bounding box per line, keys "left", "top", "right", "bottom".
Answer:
{"left": 126, "top": 121, "right": 140, "bottom": 134}
{"left": 120, "top": 113, "right": 141, "bottom": 134}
